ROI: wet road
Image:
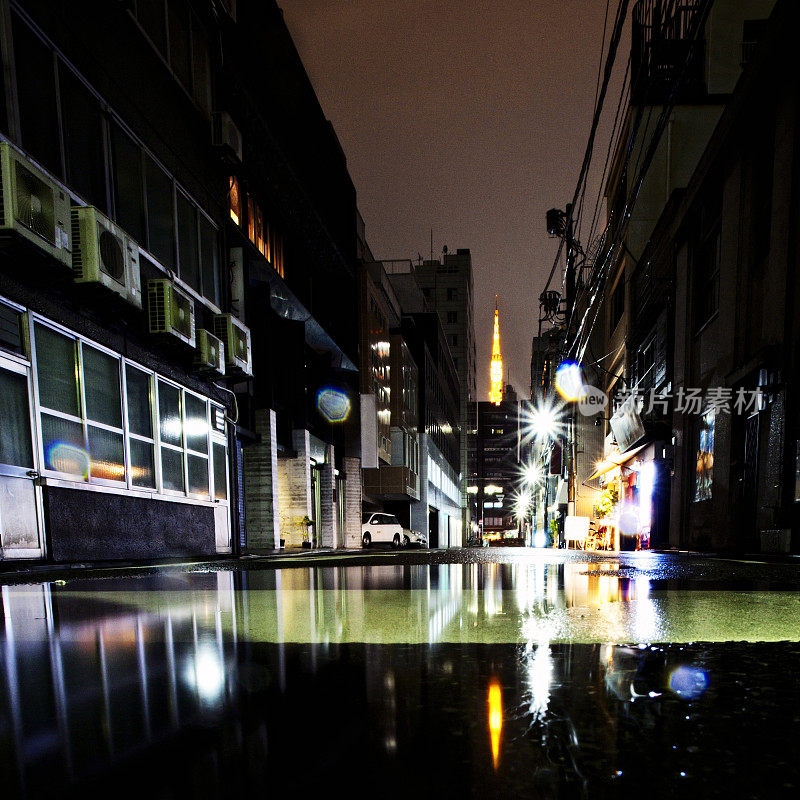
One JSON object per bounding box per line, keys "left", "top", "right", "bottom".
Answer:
{"left": 2, "top": 549, "right": 800, "bottom": 798}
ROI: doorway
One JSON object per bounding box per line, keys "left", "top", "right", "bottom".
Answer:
{"left": 0, "top": 355, "right": 45, "bottom": 558}
{"left": 428, "top": 506, "right": 439, "bottom": 548}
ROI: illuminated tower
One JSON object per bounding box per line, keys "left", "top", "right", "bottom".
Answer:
{"left": 489, "top": 295, "right": 503, "bottom": 405}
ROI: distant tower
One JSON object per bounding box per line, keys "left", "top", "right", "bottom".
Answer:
{"left": 489, "top": 295, "right": 503, "bottom": 405}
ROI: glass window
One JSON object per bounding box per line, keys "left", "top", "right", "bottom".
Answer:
{"left": 213, "top": 442, "right": 227, "bottom": 501}
{"left": 158, "top": 381, "right": 182, "bottom": 446}
{"left": 160, "top": 446, "right": 184, "bottom": 493}
{"left": 129, "top": 438, "right": 155, "bottom": 489}
{"left": 126, "top": 367, "right": 153, "bottom": 438}
{"left": 82, "top": 346, "right": 122, "bottom": 429}
{"left": 229, "top": 177, "right": 241, "bottom": 226}
{"left": 145, "top": 156, "right": 175, "bottom": 268}
{"left": 694, "top": 410, "right": 715, "bottom": 502}
{"left": 199, "top": 215, "right": 220, "bottom": 305}
{"left": 35, "top": 325, "right": 80, "bottom": 417}
{"left": 0, "top": 369, "right": 33, "bottom": 468}
{"left": 191, "top": 21, "right": 212, "bottom": 112}
{"left": 88, "top": 427, "right": 125, "bottom": 482}
{"left": 12, "top": 14, "right": 61, "bottom": 177}
{"left": 111, "top": 123, "right": 146, "bottom": 244}
{"left": 60, "top": 64, "right": 107, "bottom": 210}
{"left": 187, "top": 453, "right": 209, "bottom": 498}
{"left": 137, "top": 0, "right": 168, "bottom": 55}
{"left": 184, "top": 393, "right": 208, "bottom": 454}
{"left": 177, "top": 192, "right": 200, "bottom": 291}
{"left": 168, "top": 0, "right": 193, "bottom": 89}
{"left": 41, "top": 415, "right": 86, "bottom": 476}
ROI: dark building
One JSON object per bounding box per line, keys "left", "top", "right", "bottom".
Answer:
{"left": 400, "top": 312, "right": 462, "bottom": 547}
{"left": 468, "top": 387, "right": 523, "bottom": 542}
{"left": 0, "top": 0, "right": 361, "bottom": 561}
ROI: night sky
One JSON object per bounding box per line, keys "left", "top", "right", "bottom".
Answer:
{"left": 280, "top": 0, "right": 625, "bottom": 400}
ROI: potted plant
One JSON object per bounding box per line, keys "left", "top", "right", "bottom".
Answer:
{"left": 301, "top": 515, "right": 313, "bottom": 548}
{"left": 548, "top": 519, "right": 559, "bottom": 548}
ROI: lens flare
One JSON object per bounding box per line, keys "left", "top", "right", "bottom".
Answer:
{"left": 45, "top": 442, "right": 89, "bottom": 478}
{"left": 669, "top": 665, "right": 709, "bottom": 699}
{"left": 488, "top": 679, "right": 503, "bottom": 769}
{"left": 316, "top": 388, "right": 351, "bottom": 423}
{"left": 555, "top": 361, "right": 585, "bottom": 401}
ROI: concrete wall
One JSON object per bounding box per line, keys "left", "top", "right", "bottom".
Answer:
{"left": 277, "top": 429, "right": 312, "bottom": 546}
{"left": 342, "top": 456, "right": 362, "bottom": 548}
{"left": 243, "top": 409, "right": 280, "bottom": 550}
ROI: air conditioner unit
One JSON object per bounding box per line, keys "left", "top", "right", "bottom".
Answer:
{"left": 147, "top": 279, "right": 196, "bottom": 348}
{"left": 194, "top": 328, "right": 226, "bottom": 375}
{"left": 212, "top": 112, "right": 243, "bottom": 164}
{"left": 71, "top": 206, "right": 142, "bottom": 308}
{"left": 0, "top": 142, "right": 71, "bottom": 267}
{"left": 214, "top": 313, "right": 252, "bottom": 376}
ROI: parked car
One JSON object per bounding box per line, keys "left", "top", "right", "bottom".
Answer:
{"left": 403, "top": 528, "right": 427, "bottom": 548}
{"left": 362, "top": 513, "right": 425, "bottom": 548}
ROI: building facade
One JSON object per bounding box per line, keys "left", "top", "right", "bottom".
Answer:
{"left": 0, "top": 0, "right": 362, "bottom": 561}
{"left": 413, "top": 249, "right": 476, "bottom": 537}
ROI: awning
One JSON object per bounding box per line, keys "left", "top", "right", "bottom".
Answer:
{"left": 585, "top": 442, "right": 650, "bottom": 483}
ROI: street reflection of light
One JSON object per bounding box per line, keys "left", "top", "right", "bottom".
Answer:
{"left": 186, "top": 644, "right": 225, "bottom": 702}
{"left": 488, "top": 680, "right": 503, "bottom": 770}
{"left": 534, "top": 529, "right": 546, "bottom": 548}
{"left": 669, "top": 665, "right": 709, "bottom": 699}
{"left": 632, "top": 577, "right": 660, "bottom": 642}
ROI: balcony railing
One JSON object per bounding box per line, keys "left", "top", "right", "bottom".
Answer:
{"left": 363, "top": 465, "right": 420, "bottom": 500}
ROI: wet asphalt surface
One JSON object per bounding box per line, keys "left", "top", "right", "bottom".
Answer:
{"left": 2, "top": 547, "right": 800, "bottom": 798}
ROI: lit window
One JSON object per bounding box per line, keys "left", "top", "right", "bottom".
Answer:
{"left": 229, "top": 176, "right": 241, "bottom": 226}
{"left": 694, "top": 410, "right": 715, "bottom": 502}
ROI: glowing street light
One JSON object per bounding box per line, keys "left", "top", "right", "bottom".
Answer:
{"left": 529, "top": 404, "right": 559, "bottom": 441}
{"left": 523, "top": 462, "right": 542, "bottom": 486}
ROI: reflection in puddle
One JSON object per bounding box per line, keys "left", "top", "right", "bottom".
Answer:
{"left": 1, "top": 559, "right": 800, "bottom": 796}
{"left": 488, "top": 679, "right": 502, "bottom": 769}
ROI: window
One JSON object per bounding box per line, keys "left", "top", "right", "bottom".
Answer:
{"left": 447, "top": 311, "right": 458, "bottom": 323}
{"left": 229, "top": 176, "right": 242, "bottom": 226}
{"left": 31, "top": 318, "right": 227, "bottom": 499}
{"left": 135, "top": 0, "right": 212, "bottom": 112}
{"left": 60, "top": 65, "right": 107, "bottom": 210}
{"left": 246, "top": 193, "right": 285, "bottom": 278}
{"left": 13, "top": 13, "right": 61, "bottom": 177}
{"left": 694, "top": 410, "right": 715, "bottom": 502}
{"left": 167, "top": 0, "right": 192, "bottom": 89}
{"left": 446, "top": 288, "right": 457, "bottom": 301}
{"left": 145, "top": 155, "right": 176, "bottom": 269}
{"left": 449, "top": 334, "right": 459, "bottom": 347}
{"left": 200, "top": 216, "right": 220, "bottom": 306}
{"left": 125, "top": 366, "right": 155, "bottom": 488}
{"left": 137, "top": 0, "right": 168, "bottom": 56}
{"left": 111, "top": 123, "right": 146, "bottom": 244}
{"left": 177, "top": 192, "right": 200, "bottom": 292}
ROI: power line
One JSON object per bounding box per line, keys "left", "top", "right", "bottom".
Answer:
{"left": 570, "top": 0, "right": 716, "bottom": 363}
{"left": 542, "top": 0, "right": 630, "bottom": 295}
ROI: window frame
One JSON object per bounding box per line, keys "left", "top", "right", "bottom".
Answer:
{"left": 27, "top": 313, "right": 228, "bottom": 505}
{"left": 7, "top": 12, "right": 223, "bottom": 315}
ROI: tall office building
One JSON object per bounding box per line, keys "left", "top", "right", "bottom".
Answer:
{"left": 414, "top": 248, "right": 476, "bottom": 536}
